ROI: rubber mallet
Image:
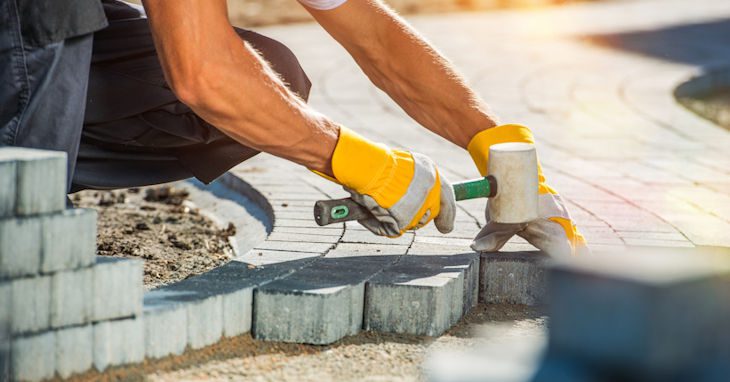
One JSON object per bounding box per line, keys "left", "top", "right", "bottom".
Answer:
{"left": 313, "top": 143, "right": 539, "bottom": 226}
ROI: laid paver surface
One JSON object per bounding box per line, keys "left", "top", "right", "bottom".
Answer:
{"left": 147, "top": 0, "right": 730, "bottom": 379}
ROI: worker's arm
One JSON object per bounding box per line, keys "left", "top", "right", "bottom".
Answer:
{"left": 142, "top": 0, "right": 338, "bottom": 175}
{"left": 140, "top": 0, "right": 456, "bottom": 236}
{"left": 304, "top": 0, "right": 499, "bottom": 149}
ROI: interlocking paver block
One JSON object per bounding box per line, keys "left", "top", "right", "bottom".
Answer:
{"left": 11, "top": 275, "right": 51, "bottom": 334}
{"left": 254, "top": 257, "right": 394, "bottom": 344}
{"left": 0, "top": 148, "right": 66, "bottom": 216}
{"left": 365, "top": 256, "right": 466, "bottom": 336}
{"left": 93, "top": 318, "right": 144, "bottom": 371}
{"left": 41, "top": 208, "right": 97, "bottom": 273}
{"left": 479, "top": 251, "right": 549, "bottom": 305}
{"left": 51, "top": 267, "right": 92, "bottom": 328}
{"left": 11, "top": 331, "right": 55, "bottom": 382}
{"left": 93, "top": 257, "right": 143, "bottom": 321}
{"left": 56, "top": 325, "right": 93, "bottom": 379}
{"left": 0, "top": 282, "right": 9, "bottom": 380}
{"left": 145, "top": 259, "right": 310, "bottom": 351}
{"left": 254, "top": 240, "right": 334, "bottom": 253}
{"left": 548, "top": 248, "right": 730, "bottom": 374}
{"left": 186, "top": 295, "right": 224, "bottom": 349}
{"left": 143, "top": 298, "right": 188, "bottom": 359}
{"left": 0, "top": 217, "right": 42, "bottom": 279}
{"left": 0, "top": 158, "right": 16, "bottom": 217}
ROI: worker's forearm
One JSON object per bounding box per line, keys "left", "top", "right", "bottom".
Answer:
{"left": 355, "top": 13, "right": 498, "bottom": 148}
{"left": 308, "top": 2, "right": 498, "bottom": 149}
{"left": 143, "top": 0, "right": 337, "bottom": 175}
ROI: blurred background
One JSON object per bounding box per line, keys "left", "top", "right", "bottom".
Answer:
{"left": 128, "top": 0, "right": 599, "bottom": 26}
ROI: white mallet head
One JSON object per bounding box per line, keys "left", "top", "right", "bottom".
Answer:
{"left": 487, "top": 143, "right": 540, "bottom": 224}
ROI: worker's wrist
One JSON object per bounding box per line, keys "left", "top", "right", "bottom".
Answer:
{"left": 467, "top": 124, "right": 535, "bottom": 176}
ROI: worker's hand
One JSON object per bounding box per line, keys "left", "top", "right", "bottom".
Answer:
{"left": 467, "top": 124, "right": 588, "bottom": 257}
{"left": 323, "top": 127, "right": 456, "bottom": 237}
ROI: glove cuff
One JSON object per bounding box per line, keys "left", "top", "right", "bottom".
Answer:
{"left": 330, "top": 127, "right": 413, "bottom": 208}
{"left": 467, "top": 124, "right": 535, "bottom": 176}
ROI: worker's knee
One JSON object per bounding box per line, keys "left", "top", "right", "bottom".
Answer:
{"left": 234, "top": 28, "right": 312, "bottom": 101}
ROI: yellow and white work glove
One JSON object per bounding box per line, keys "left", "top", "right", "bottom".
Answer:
{"left": 467, "top": 124, "right": 589, "bottom": 257}
{"left": 323, "top": 127, "right": 456, "bottom": 237}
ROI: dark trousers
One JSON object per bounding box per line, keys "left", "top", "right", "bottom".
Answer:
{"left": 1, "top": 0, "right": 311, "bottom": 192}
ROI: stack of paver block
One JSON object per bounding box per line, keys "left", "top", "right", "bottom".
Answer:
{"left": 0, "top": 148, "right": 143, "bottom": 381}
{"left": 537, "top": 248, "right": 730, "bottom": 381}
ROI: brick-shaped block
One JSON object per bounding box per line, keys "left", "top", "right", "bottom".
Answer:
{"left": 0, "top": 158, "right": 16, "bottom": 218}
{"left": 0, "top": 216, "right": 42, "bottom": 278}
{"left": 222, "top": 288, "right": 253, "bottom": 338}
{"left": 547, "top": 248, "right": 730, "bottom": 375}
{"left": 11, "top": 331, "right": 55, "bottom": 382}
{"left": 11, "top": 275, "right": 51, "bottom": 334}
{"left": 51, "top": 267, "right": 92, "bottom": 328}
{"left": 186, "top": 295, "right": 223, "bottom": 349}
{"left": 0, "top": 148, "right": 66, "bottom": 216}
{"left": 143, "top": 299, "right": 188, "bottom": 359}
{"left": 93, "top": 318, "right": 144, "bottom": 372}
{"left": 253, "top": 257, "right": 392, "bottom": 344}
{"left": 0, "top": 282, "right": 9, "bottom": 381}
{"left": 56, "top": 325, "right": 93, "bottom": 378}
{"left": 365, "top": 256, "right": 466, "bottom": 336}
{"left": 479, "top": 251, "right": 548, "bottom": 305}
{"left": 41, "top": 208, "right": 97, "bottom": 273}
{"left": 93, "top": 257, "right": 143, "bottom": 321}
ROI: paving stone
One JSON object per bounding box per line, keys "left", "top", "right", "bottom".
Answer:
{"left": 547, "top": 248, "right": 730, "bottom": 375}
{"left": 11, "top": 275, "right": 51, "bottom": 334}
{"left": 340, "top": 229, "right": 414, "bottom": 246}
{"left": 365, "top": 256, "right": 468, "bottom": 336}
{"left": 254, "top": 240, "right": 334, "bottom": 253}
{"left": 327, "top": 242, "right": 410, "bottom": 257}
{"left": 0, "top": 216, "right": 42, "bottom": 279}
{"left": 0, "top": 148, "right": 66, "bottom": 216}
{"left": 0, "top": 282, "right": 9, "bottom": 381}
{"left": 0, "top": 158, "right": 16, "bottom": 218}
{"left": 41, "top": 208, "right": 97, "bottom": 273}
{"left": 11, "top": 331, "right": 55, "bottom": 382}
{"left": 93, "top": 318, "right": 145, "bottom": 371}
{"left": 237, "top": 249, "right": 320, "bottom": 266}
{"left": 479, "top": 251, "right": 549, "bottom": 305}
{"left": 254, "top": 257, "right": 395, "bottom": 344}
{"left": 51, "top": 267, "right": 92, "bottom": 328}
{"left": 145, "top": 259, "right": 315, "bottom": 351}
{"left": 143, "top": 298, "right": 188, "bottom": 359}
{"left": 272, "top": 226, "right": 343, "bottom": 236}
{"left": 266, "top": 232, "right": 340, "bottom": 244}
{"left": 56, "top": 325, "right": 93, "bottom": 379}
{"left": 222, "top": 287, "right": 253, "bottom": 338}
{"left": 93, "top": 257, "right": 143, "bottom": 322}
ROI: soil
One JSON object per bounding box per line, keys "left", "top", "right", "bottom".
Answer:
{"left": 73, "top": 185, "right": 235, "bottom": 290}
{"left": 678, "top": 87, "right": 730, "bottom": 130}
{"left": 63, "top": 304, "right": 546, "bottom": 382}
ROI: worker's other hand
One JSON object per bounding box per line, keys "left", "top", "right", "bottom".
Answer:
{"left": 467, "top": 124, "right": 588, "bottom": 257}
{"left": 324, "top": 127, "right": 456, "bottom": 237}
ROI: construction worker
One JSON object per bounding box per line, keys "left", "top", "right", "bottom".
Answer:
{"left": 0, "top": 0, "right": 587, "bottom": 256}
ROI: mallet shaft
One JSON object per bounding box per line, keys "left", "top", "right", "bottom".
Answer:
{"left": 313, "top": 176, "right": 497, "bottom": 226}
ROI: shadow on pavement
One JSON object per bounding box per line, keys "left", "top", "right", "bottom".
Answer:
{"left": 583, "top": 18, "right": 730, "bottom": 67}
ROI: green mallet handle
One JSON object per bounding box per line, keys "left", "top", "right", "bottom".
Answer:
{"left": 313, "top": 176, "right": 497, "bottom": 226}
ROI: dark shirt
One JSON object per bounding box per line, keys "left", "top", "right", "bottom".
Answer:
{"left": 17, "top": 0, "right": 108, "bottom": 46}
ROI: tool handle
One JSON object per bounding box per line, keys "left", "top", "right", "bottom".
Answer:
{"left": 313, "top": 176, "right": 497, "bottom": 226}
{"left": 453, "top": 175, "right": 497, "bottom": 200}
{"left": 314, "top": 198, "right": 371, "bottom": 226}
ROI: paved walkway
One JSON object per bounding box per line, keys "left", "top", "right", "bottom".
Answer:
{"left": 248, "top": 0, "right": 730, "bottom": 251}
